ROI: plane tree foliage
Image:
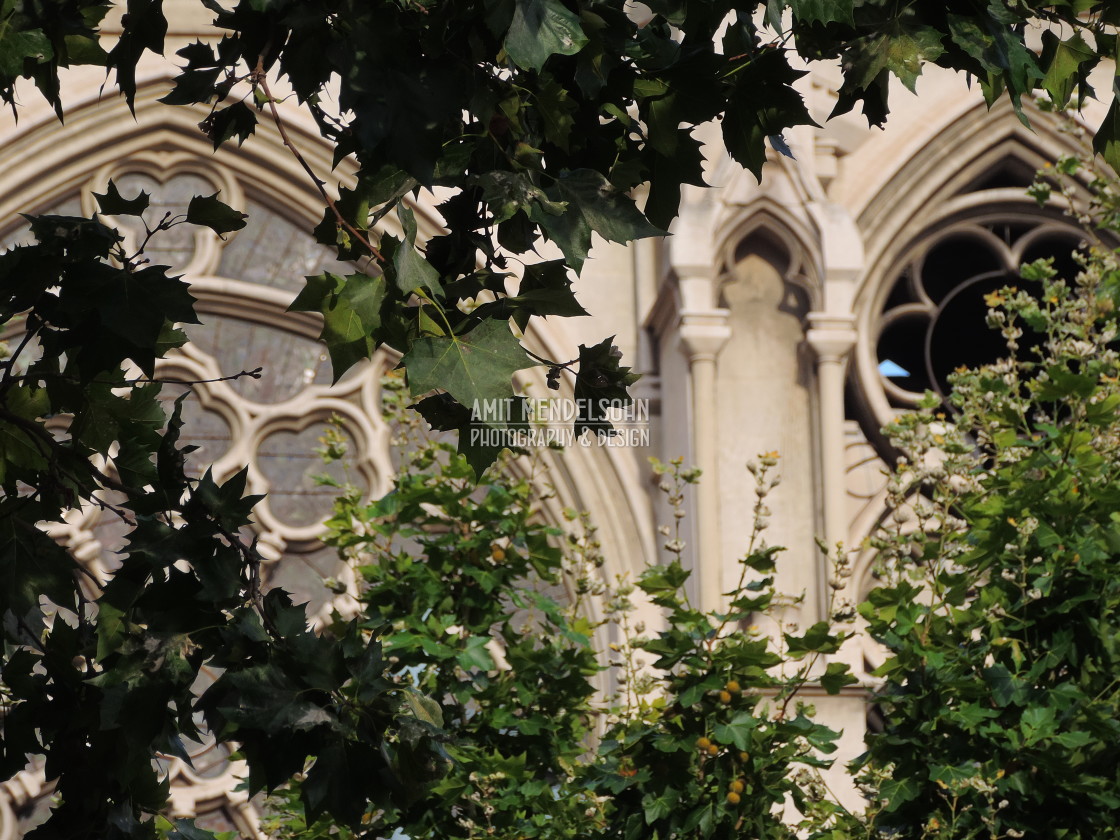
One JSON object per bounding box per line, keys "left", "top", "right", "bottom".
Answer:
{"left": 6, "top": 0, "right": 1120, "bottom": 469}
{"left": 0, "top": 0, "right": 1119, "bottom": 837}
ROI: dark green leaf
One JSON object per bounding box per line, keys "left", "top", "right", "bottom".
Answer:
{"left": 540, "top": 169, "right": 663, "bottom": 273}
{"left": 790, "top": 0, "right": 854, "bottom": 25}
{"left": 713, "top": 712, "right": 756, "bottom": 750}
{"left": 402, "top": 319, "right": 534, "bottom": 413}
{"left": 185, "top": 192, "right": 247, "bottom": 236}
{"left": 93, "top": 180, "right": 150, "bottom": 217}
{"left": 201, "top": 101, "right": 257, "bottom": 148}
{"left": 0, "top": 27, "right": 52, "bottom": 81}
{"left": 393, "top": 206, "right": 443, "bottom": 295}
{"left": 504, "top": 0, "right": 589, "bottom": 72}
{"left": 1041, "top": 31, "right": 1094, "bottom": 106}
{"left": 290, "top": 271, "right": 387, "bottom": 379}
{"left": 819, "top": 661, "right": 857, "bottom": 694}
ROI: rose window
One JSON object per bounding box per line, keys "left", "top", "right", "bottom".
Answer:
{"left": 0, "top": 157, "right": 404, "bottom": 836}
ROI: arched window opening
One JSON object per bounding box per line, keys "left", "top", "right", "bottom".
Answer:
{"left": 875, "top": 217, "right": 1087, "bottom": 407}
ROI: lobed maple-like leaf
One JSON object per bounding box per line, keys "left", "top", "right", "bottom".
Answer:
{"left": 402, "top": 319, "right": 534, "bottom": 415}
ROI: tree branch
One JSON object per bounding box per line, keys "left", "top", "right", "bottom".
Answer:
{"left": 250, "top": 60, "right": 385, "bottom": 265}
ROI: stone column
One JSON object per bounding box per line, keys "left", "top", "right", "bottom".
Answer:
{"left": 806, "top": 314, "right": 857, "bottom": 618}
{"left": 679, "top": 309, "right": 731, "bottom": 614}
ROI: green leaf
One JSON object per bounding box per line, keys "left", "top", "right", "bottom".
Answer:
{"left": 0, "top": 384, "right": 50, "bottom": 478}
{"left": 722, "top": 50, "right": 817, "bottom": 179}
{"left": 1094, "top": 95, "right": 1120, "bottom": 174}
{"left": 457, "top": 636, "right": 496, "bottom": 671}
{"left": 642, "top": 787, "right": 679, "bottom": 824}
{"left": 878, "top": 774, "right": 922, "bottom": 814}
{"left": 0, "top": 499, "right": 77, "bottom": 618}
{"left": 0, "top": 25, "right": 52, "bottom": 80}
{"left": 535, "top": 73, "right": 578, "bottom": 151}
{"left": 402, "top": 319, "right": 534, "bottom": 414}
{"left": 573, "top": 336, "right": 639, "bottom": 436}
{"left": 186, "top": 192, "right": 247, "bottom": 236}
{"left": 504, "top": 0, "right": 589, "bottom": 73}
{"left": 477, "top": 171, "right": 565, "bottom": 225}
{"left": 393, "top": 206, "right": 443, "bottom": 295}
{"left": 1020, "top": 704, "right": 1056, "bottom": 743}
{"left": 947, "top": 8, "right": 1041, "bottom": 116}
{"left": 105, "top": 0, "right": 167, "bottom": 112}
{"left": 410, "top": 392, "right": 527, "bottom": 477}
{"left": 679, "top": 674, "right": 723, "bottom": 707}
{"left": 93, "top": 179, "right": 150, "bottom": 217}
{"left": 289, "top": 272, "right": 387, "bottom": 380}
{"left": 402, "top": 686, "right": 444, "bottom": 728}
{"left": 790, "top": 0, "right": 854, "bottom": 25}
{"left": 1054, "top": 730, "right": 1093, "bottom": 749}
{"left": 158, "top": 43, "right": 222, "bottom": 106}
{"left": 819, "top": 661, "right": 858, "bottom": 694}
{"left": 784, "top": 621, "right": 841, "bottom": 654}
{"left": 713, "top": 712, "right": 756, "bottom": 750}
{"left": 201, "top": 101, "right": 257, "bottom": 148}
{"left": 1041, "top": 31, "right": 1094, "bottom": 106}
{"left": 638, "top": 560, "right": 690, "bottom": 594}
{"left": 539, "top": 170, "right": 663, "bottom": 273}
{"left": 853, "top": 21, "right": 945, "bottom": 93}
{"left": 984, "top": 664, "right": 1028, "bottom": 707}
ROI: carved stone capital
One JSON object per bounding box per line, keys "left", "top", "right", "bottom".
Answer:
{"left": 678, "top": 309, "right": 732, "bottom": 363}
{"left": 806, "top": 312, "right": 857, "bottom": 364}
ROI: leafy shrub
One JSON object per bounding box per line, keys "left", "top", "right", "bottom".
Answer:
{"left": 264, "top": 381, "right": 855, "bottom": 840}
{"left": 851, "top": 155, "right": 1120, "bottom": 839}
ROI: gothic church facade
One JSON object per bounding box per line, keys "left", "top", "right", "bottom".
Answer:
{"left": 0, "top": 3, "right": 1105, "bottom": 834}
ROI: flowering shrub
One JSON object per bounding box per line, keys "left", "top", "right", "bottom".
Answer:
{"left": 263, "top": 381, "right": 855, "bottom": 840}
{"left": 847, "top": 155, "right": 1120, "bottom": 838}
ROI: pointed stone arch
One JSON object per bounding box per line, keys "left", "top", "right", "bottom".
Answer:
{"left": 714, "top": 199, "right": 823, "bottom": 312}
{"left": 855, "top": 98, "right": 1091, "bottom": 290}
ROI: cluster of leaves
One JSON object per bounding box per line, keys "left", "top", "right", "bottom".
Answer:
{"left": 844, "top": 163, "right": 1120, "bottom": 837}
{"left": 6, "top": 0, "right": 1120, "bottom": 473}
{"left": 582, "top": 455, "right": 857, "bottom": 840}
{"left": 265, "top": 380, "right": 606, "bottom": 839}
{"left": 266, "top": 404, "right": 858, "bottom": 840}
{"left": 0, "top": 191, "right": 445, "bottom": 840}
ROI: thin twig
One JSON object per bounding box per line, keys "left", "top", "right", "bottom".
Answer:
{"left": 250, "top": 58, "right": 384, "bottom": 264}
{"left": 525, "top": 349, "right": 578, "bottom": 368}
{"left": 70, "top": 557, "right": 106, "bottom": 591}
{"left": 126, "top": 211, "right": 180, "bottom": 268}
{"left": 85, "top": 492, "right": 137, "bottom": 530}
{"left": 5, "top": 367, "right": 263, "bottom": 389}
{"left": 213, "top": 521, "right": 280, "bottom": 640}
{"left": 137, "top": 367, "right": 263, "bottom": 386}
{"left": 0, "top": 325, "right": 40, "bottom": 391}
